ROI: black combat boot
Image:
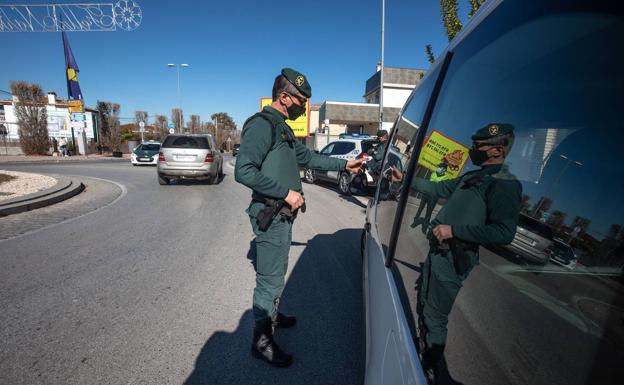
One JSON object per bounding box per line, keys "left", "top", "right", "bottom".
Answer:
{"left": 422, "top": 344, "right": 464, "bottom": 385}
{"left": 251, "top": 319, "right": 293, "bottom": 368}
{"left": 272, "top": 312, "right": 297, "bottom": 328}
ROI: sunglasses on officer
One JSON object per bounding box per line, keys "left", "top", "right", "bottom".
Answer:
{"left": 285, "top": 92, "right": 307, "bottom": 106}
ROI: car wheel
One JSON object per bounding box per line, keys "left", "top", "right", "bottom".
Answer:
{"left": 338, "top": 172, "right": 351, "bottom": 195}
{"left": 158, "top": 173, "right": 169, "bottom": 185}
{"left": 303, "top": 169, "right": 315, "bottom": 184}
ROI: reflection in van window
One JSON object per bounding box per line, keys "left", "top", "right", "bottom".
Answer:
{"left": 386, "top": 2, "right": 624, "bottom": 384}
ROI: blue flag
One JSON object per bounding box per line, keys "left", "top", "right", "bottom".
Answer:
{"left": 62, "top": 31, "right": 83, "bottom": 100}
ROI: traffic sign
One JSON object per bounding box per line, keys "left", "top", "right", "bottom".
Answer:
{"left": 139, "top": 121, "right": 145, "bottom": 128}
{"left": 169, "top": 128, "right": 175, "bottom": 134}
{"left": 168, "top": 123, "right": 175, "bottom": 129}
{"left": 71, "top": 113, "right": 85, "bottom": 121}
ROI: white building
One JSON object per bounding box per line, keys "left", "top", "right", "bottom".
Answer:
{"left": 0, "top": 91, "right": 98, "bottom": 155}
{"left": 313, "top": 66, "right": 425, "bottom": 151}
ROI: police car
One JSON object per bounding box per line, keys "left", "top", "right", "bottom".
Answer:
{"left": 130, "top": 141, "right": 161, "bottom": 166}
{"left": 303, "top": 134, "right": 379, "bottom": 195}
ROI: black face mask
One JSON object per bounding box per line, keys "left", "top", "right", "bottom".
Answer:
{"left": 286, "top": 102, "right": 306, "bottom": 120}
{"left": 469, "top": 148, "right": 490, "bottom": 166}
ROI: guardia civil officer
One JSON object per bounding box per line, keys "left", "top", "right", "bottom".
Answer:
{"left": 412, "top": 123, "right": 521, "bottom": 384}
{"left": 370, "top": 129, "right": 389, "bottom": 171}
{"left": 235, "top": 68, "right": 364, "bottom": 368}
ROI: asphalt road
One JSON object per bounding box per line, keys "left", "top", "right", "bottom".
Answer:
{"left": 0, "top": 157, "right": 366, "bottom": 385}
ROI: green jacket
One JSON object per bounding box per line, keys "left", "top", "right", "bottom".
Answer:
{"left": 412, "top": 164, "right": 522, "bottom": 246}
{"left": 235, "top": 106, "right": 347, "bottom": 201}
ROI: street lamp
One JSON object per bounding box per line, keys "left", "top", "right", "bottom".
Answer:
{"left": 533, "top": 154, "right": 583, "bottom": 217}
{"left": 167, "top": 63, "right": 189, "bottom": 132}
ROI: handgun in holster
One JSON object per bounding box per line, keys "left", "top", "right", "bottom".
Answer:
{"left": 449, "top": 239, "right": 478, "bottom": 276}
{"left": 256, "top": 199, "right": 307, "bottom": 231}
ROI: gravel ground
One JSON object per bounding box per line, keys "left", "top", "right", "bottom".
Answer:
{"left": 0, "top": 170, "right": 57, "bottom": 201}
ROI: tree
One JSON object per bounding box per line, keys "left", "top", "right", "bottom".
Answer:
{"left": 171, "top": 108, "right": 184, "bottom": 132}
{"left": 425, "top": 44, "right": 435, "bottom": 64}
{"left": 424, "top": 1, "right": 485, "bottom": 64}
{"left": 10, "top": 80, "right": 49, "bottom": 155}
{"left": 189, "top": 114, "right": 200, "bottom": 134}
{"left": 440, "top": 0, "right": 463, "bottom": 41}
{"left": 97, "top": 101, "right": 121, "bottom": 152}
{"left": 153, "top": 114, "right": 168, "bottom": 140}
{"left": 134, "top": 110, "right": 148, "bottom": 129}
{"left": 211, "top": 112, "right": 237, "bottom": 150}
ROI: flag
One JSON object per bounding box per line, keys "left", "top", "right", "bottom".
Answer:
{"left": 62, "top": 31, "right": 83, "bottom": 100}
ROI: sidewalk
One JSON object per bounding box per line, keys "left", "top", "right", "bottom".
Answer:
{"left": 0, "top": 153, "right": 130, "bottom": 163}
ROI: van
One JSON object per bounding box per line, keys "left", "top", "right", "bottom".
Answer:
{"left": 362, "top": 1, "right": 624, "bottom": 384}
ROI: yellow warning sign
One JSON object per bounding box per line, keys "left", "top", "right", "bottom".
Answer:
{"left": 417, "top": 130, "right": 470, "bottom": 179}
{"left": 260, "top": 97, "right": 309, "bottom": 138}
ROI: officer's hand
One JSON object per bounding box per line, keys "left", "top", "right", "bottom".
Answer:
{"left": 391, "top": 167, "right": 403, "bottom": 182}
{"left": 285, "top": 189, "right": 305, "bottom": 210}
{"left": 433, "top": 224, "right": 453, "bottom": 242}
{"left": 346, "top": 159, "right": 365, "bottom": 174}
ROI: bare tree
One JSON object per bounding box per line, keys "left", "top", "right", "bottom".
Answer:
{"left": 97, "top": 101, "right": 121, "bottom": 152}
{"left": 134, "top": 110, "right": 148, "bottom": 129}
{"left": 10, "top": 80, "right": 49, "bottom": 155}
{"left": 171, "top": 108, "right": 184, "bottom": 132}
{"left": 153, "top": 114, "right": 168, "bottom": 140}
{"left": 189, "top": 114, "right": 200, "bottom": 134}
{"left": 211, "top": 112, "right": 237, "bottom": 150}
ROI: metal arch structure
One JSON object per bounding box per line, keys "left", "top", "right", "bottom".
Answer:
{"left": 0, "top": 1, "right": 142, "bottom": 32}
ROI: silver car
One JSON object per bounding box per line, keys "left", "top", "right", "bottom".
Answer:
{"left": 157, "top": 134, "right": 223, "bottom": 185}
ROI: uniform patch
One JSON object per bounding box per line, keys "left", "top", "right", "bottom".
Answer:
{"left": 488, "top": 124, "right": 499, "bottom": 136}
{"left": 295, "top": 75, "right": 305, "bottom": 87}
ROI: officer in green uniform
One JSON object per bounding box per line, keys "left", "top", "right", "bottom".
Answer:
{"left": 370, "top": 129, "right": 389, "bottom": 171}
{"left": 412, "top": 123, "right": 521, "bottom": 384}
{"left": 235, "top": 68, "right": 364, "bottom": 368}
{"left": 411, "top": 162, "right": 450, "bottom": 232}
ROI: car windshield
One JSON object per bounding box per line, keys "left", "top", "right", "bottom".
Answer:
{"left": 162, "top": 136, "right": 210, "bottom": 149}
{"left": 519, "top": 214, "right": 555, "bottom": 239}
{"left": 141, "top": 144, "right": 160, "bottom": 151}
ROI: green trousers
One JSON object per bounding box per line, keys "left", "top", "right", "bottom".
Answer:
{"left": 419, "top": 249, "right": 475, "bottom": 347}
{"left": 248, "top": 201, "right": 293, "bottom": 321}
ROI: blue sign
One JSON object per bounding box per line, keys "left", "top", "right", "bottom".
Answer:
{"left": 168, "top": 123, "right": 175, "bottom": 129}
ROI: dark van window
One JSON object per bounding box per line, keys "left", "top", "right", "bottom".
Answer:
{"left": 163, "top": 136, "right": 209, "bottom": 149}
{"left": 388, "top": 2, "right": 624, "bottom": 385}
{"left": 141, "top": 143, "right": 160, "bottom": 151}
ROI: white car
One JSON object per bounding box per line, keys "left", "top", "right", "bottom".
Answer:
{"left": 303, "top": 135, "right": 379, "bottom": 195}
{"left": 131, "top": 141, "right": 161, "bottom": 166}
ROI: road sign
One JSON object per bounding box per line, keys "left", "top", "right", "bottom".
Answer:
{"left": 68, "top": 100, "right": 84, "bottom": 113}
{"left": 169, "top": 128, "right": 175, "bottom": 134}
{"left": 168, "top": 123, "right": 175, "bottom": 129}
{"left": 139, "top": 121, "right": 145, "bottom": 128}
{"left": 71, "top": 113, "right": 85, "bottom": 121}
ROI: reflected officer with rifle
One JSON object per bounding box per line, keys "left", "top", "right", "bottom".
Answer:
{"left": 235, "top": 68, "right": 364, "bottom": 368}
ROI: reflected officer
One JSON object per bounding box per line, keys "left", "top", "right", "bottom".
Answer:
{"left": 235, "top": 68, "right": 364, "bottom": 368}
{"left": 412, "top": 123, "right": 522, "bottom": 383}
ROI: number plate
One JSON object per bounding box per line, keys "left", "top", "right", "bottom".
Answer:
{"left": 175, "top": 155, "right": 195, "bottom": 161}
{"left": 139, "top": 157, "right": 151, "bottom": 161}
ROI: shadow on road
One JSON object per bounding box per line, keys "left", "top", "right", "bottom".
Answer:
{"left": 184, "top": 229, "right": 365, "bottom": 385}
{"left": 170, "top": 173, "right": 228, "bottom": 186}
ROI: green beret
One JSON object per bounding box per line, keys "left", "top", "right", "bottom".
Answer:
{"left": 472, "top": 123, "right": 514, "bottom": 141}
{"left": 376, "top": 129, "right": 388, "bottom": 137}
{"left": 281, "top": 68, "right": 311, "bottom": 98}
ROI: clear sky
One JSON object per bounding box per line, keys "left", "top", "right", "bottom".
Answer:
{"left": 1, "top": 0, "right": 472, "bottom": 126}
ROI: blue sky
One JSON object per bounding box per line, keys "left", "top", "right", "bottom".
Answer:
{"left": 1, "top": 0, "right": 470, "bottom": 126}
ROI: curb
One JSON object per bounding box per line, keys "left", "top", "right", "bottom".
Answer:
{"left": 0, "top": 175, "right": 85, "bottom": 217}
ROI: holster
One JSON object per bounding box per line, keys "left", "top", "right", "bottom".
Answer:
{"left": 449, "top": 239, "right": 478, "bottom": 276}
{"left": 256, "top": 199, "right": 283, "bottom": 231}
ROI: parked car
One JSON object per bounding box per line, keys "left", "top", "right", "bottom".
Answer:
{"left": 547, "top": 238, "right": 578, "bottom": 270}
{"left": 362, "top": 2, "right": 623, "bottom": 385}
{"left": 157, "top": 134, "right": 223, "bottom": 185}
{"left": 303, "top": 135, "right": 379, "bottom": 195}
{"left": 130, "top": 141, "right": 161, "bottom": 166}
{"left": 504, "top": 213, "right": 555, "bottom": 264}
{"left": 232, "top": 143, "right": 240, "bottom": 156}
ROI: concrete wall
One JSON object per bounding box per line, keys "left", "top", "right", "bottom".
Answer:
{"left": 382, "top": 87, "right": 413, "bottom": 109}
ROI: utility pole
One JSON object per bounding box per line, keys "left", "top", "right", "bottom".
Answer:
{"left": 378, "top": 0, "right": 385, "bottom": 133}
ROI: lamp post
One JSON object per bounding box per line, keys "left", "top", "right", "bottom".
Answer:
{"left": 167, "top": 63, "right": 189, "bottom": 132}
{"left": 533, "top": 154, "right": 583, "bottom": 217}
{"left": 378, "top": 0, "right": 385, "bottom": 133}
